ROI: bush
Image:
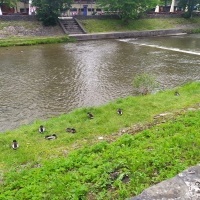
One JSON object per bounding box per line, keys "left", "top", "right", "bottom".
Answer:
{"left": 37, "top": 12, "right": 58, "bottom": 26}
{"left": 132, "top": 73, "right": 158, "bottom": 95}
{"left": 32, "top": 0, "right": 72, "bottom": 26}
{"left": 181, "top": 12, "right": 191, "bottom": 19}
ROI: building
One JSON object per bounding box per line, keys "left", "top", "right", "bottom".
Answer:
{"left": 0, "top": 0, "right": 189, "bottom": 16}
{"left": 0, "top": 0, "right": 101, "bottom": 16}
{"left": 65, "top": 0, "right": 103, "bottom": 17}
{"left": 0, "top": 1, "right": 30, "bottom": 15}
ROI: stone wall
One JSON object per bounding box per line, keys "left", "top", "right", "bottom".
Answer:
{"left": 0, "top": 16, "right": 64, "bottom": 38}
{"left": 145, "top": 13, "right": 183, "bottom": 18}
{"left": 75, "top": 13, "right": 183, "bottom": 20}
{"left": 75, "top": 14, "right": 120, "bottom": 20}
{"left": 0, "top": 15, "right": 37, "bottom": 21}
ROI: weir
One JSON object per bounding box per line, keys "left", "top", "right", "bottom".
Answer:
{"left": 119, "top": 39, "right": 200, "bottom": 56}
{"left": 138, "top": 44, "right": 200, "bottom": 56}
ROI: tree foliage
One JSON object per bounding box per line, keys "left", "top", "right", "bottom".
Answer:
{"left": 0, "top": 0, "right": 18, "bottom": 7}
{"left": 178, "top": 0, "right": 200, "bottom": 18}
{"left": 32, "top": 0, "right": 72, "bottom": 26}
{"left": 96, "top": 0, "right": 159, "bottom": 22}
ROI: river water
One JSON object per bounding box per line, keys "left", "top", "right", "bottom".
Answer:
{"left": 0, "top": 34, "right": 200, "bottom": 132}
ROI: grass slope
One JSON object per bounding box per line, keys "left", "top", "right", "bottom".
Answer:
{"left": 0, "top": 20, "right": 73, "bottom": 47}
{"left": 79, "top": 17, "right": 200, "bottom": 33}
{"left": 0, "top": 82, "right": 200, "bottom": 199}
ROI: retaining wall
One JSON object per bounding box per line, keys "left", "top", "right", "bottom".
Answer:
{"left": 75, "top": 13, "right": 184, "bottom": 20}
{"left": 69, "top": 29, "right": 187, "bottom": 41}
{"left": 0, "top": 15, "right": 36, "bottom": 21}
{"left": 75, "top": 15, "right": 120, "bottom": 20}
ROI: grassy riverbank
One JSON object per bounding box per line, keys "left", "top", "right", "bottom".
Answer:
{"left": 0, "top": 82, "right": 200, "bottom": 199}
{"left": 0, "top": 36, "right": 74, "bottom": 47}
{"left": 0, "top": 17, "right": 200, "bottom": 47}
{"left": 79, "top": 17, "right": 200, "bottom": 33}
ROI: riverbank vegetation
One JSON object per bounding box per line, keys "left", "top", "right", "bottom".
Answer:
{"left": 0, "top": 36, "right": 74, "bottom": 47}
{"left": 0, "top": 82, "right": 200, "bottom": 199}
{"left": 96, "top": 0, "right": 158, "bottom": 23}
{"left": 32, "top": 0, "right": 72, "bottom": 26}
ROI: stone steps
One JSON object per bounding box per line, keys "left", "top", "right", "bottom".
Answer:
{"left": 58, "top": 18, "right": 86, "bottom": 35}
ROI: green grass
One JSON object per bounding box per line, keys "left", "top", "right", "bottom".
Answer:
{"left": 0, "top": 82, "right": 200, "bottom": 199}
{"left": 79, "top": 17, "right": 200, "bottom": 33}
{"left": 0, "top": 36, "right": 75, "bottom": 47}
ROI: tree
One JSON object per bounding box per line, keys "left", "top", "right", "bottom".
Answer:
{"left": 0, "top": 0, "right": 18, "bottom": 7}
{"left": 0, "top": 0, "right": 18, "bottom": 13}
{"left": 178, "top": 0, "right": 200, "bottom": 18}
{"left": 96, "top": 0, "right": 159, "bottom": 22}
{"left": 32, "top": 0, "right": 72, "bottom": 26}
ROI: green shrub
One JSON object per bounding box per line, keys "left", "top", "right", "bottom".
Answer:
{"left": 132, "top": 73, "right": 158, "bottom": 95}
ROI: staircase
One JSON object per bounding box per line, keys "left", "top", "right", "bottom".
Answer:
{"left": 58, "top": 17, "right": 86, "bottom": 35}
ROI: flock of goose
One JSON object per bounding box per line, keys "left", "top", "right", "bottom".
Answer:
{"left": 11, "top": 109, "right": 123, "bottom": 150}
{"left": 11, "top": 90, "right": 180, "bottom": 150}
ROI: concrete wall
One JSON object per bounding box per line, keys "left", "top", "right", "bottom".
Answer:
{"left": 69, "top": 29, "right": 186, "bottom": 41}
{"left": 75, "top": 15, "right": 120, "bottom": 20}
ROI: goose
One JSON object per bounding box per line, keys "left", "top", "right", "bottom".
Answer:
{"left": 174, "top": 91, "right": 180, "bottom": 96}
{"left": 66, "top": 128, "right": 72, "bottom": 132}
{"left": 39, "top": 125, "right": 45, "bottom": 133}
{"left": 117, "top": 108, "right": 123, "bottom": 115}
{"left": 71, "top": 128, "right": 76, "bottom": 133}
{"left": 12, "top": 140, "right": 19, "bottom": 150}
{"left": 45, "top": 134, "right": 57, "bottom": 140}
{"left": 87, "top": 112, "right": 94, "bottom": 119}
{"left": 66, "top": 128, "right": 76, "bottom": 134}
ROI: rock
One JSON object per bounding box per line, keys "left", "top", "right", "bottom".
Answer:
{"left": 153, "top": 113, "right": 173, "bottom": 119}
{"left": 0, "top": 21, "right": 64, "bottom": 39}
{"left": 187, "top": 108, "right": 196, "bottom": 111}
{"left": 0, "top": 170, "right": 3, "bottom": 185}
{"left": 128, "top": 164, "right": 200, "bottom": 200}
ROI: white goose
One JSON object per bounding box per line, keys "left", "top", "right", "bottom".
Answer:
{"left": 39, "top": 125, "right": 45, "bottom": 133}
{"left": 45, "top": 134, "right": 57, "bottom": 140}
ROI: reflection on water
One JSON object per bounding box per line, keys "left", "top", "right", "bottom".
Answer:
{"left": 0, "top": 34, "right": 200, "bottom": 132}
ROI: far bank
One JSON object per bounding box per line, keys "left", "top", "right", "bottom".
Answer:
{"left": 0, "top": 16, "right": 200, "bottom": 46}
